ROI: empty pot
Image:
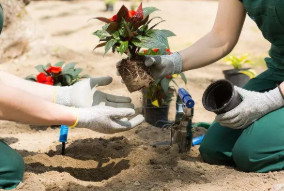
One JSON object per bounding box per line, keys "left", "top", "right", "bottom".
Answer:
{"left": 202, "top": 80, "right": 242, "bottom": 114}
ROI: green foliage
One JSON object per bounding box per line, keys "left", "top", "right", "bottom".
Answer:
{"left": 224, "top": 54, "right": 253, "bottom": 70}
{"left": 104, "top": 0, "right": 117, "bottom": 5}
{"left": 92, "top": 3, "right": 175, "bottom": 57}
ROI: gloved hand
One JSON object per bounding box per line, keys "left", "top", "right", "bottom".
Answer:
{"left": 116, "top": 52, "right": 183, "bottom": 80}
{"left": 71, "top": 105, "right": 144, "bottom": 134}
{"left": 215, "top": 86, "right": 284, "bottom": 129}
{"left": 54, "top": 77, "right": 133, "bottom": 108}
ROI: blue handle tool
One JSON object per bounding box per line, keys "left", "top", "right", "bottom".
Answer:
{"left": 192, "top": 135, "right": 205, "bottom": 146}
{"left": 178, "top": 88, "right": 195, "bottom": 109}
{"left": 59, "top": 125, "right": 69, "bottom": 155}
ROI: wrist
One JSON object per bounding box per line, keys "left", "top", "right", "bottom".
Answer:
{"left": 54, "top": 86, "right": 72, "bottom": 106}
{"left": 171, "top": 52, "right": 183, "bottom": 74}
{"left": 279, "top": 82, "right": 284, "bottom": 99}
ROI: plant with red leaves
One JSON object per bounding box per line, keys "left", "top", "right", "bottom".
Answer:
{"left": 26, "top": 62, "right": 89, "bottom": 86}
{"left": 92, "top": 3, "right": 175, "bottom": 93}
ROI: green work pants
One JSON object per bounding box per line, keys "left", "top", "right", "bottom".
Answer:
{"left": 199, "top": 68, "right": 284, "bottom": 172}
{"left": 0, "top": 140, "right": 25, "bottom": 190}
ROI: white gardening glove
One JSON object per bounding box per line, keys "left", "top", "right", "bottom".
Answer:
{"left": 215, "top": 86, "right": 284, "bottom": 129}
{"left": 71, "top": 105, "right": 144, "bottom": 134}
{"left": 116, "top": 52, "right": 183, "bottom": 80}
{"left": 54, "top": 77, "right": 133, "bottom": 108}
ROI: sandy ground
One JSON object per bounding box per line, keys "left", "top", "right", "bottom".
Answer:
{"left": 0, "top": 0, "right": 283, "bottom": 191}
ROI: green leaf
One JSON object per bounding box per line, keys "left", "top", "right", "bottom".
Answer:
{"left": 143, "top": 7, "right": 160, "bottom": 18}
{"left": 54, "top": 61, "right": 64, "bottom": 67}
{"left": 25, "top": 75, "right": 36, "bottom": 81}
{"left": 171, "top": 79, "right": 179, "bottom": 88}
{"left": 146, "top": 16, "right": 163, "bottom": 25}
{"left": 93, "top": 30, "right": 110, "bottom": 39}
{"left": 102, "top": 23, "right": 110, "bottom": 31}
{"left": 160, "top": 78, "right": 170, "bottom": 93}
{"left": 35, "top": 65, "right": 48, "bottom": 74}
{"left": 158, "top": 30, "right": 176, "bottom": 37}
{"left": 154, "top": 78, "right": 162, "bottom": 85}
{"left": 180, "top": 73, "right": 187, "bottom": 84}
{"left": 79, "top": 74, "right": 90, "bottom": 79}
{"left": 133, "top": 36, "right": 168, "bottom": 49}
{"left": 119, "top": 41, "right": 128, "bottom": 55}
{"left": 105, "top": 39, "right": 117, "bottom": 55}
{"left": 112, "top": 31, "right": 120, "bottom": 40}
{"left": 64, "top": 74, "right": 72, "bottom": 85}
{"left": 63, "top": 62, "right": 76, "bottom": 72}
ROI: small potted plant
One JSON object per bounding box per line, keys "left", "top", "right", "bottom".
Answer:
{"left": 140, "top": 48, "right": 187, "bottom": 128}
{"left": 92, "top": 3, "right": 175, "bottom": 93}
{"left": 26, "top": 61, "right": 89, "bottom": 86}
{"left": 104, "top": 0, "right": 117, "bottom": 12}
{"left": 223, "top": 54, "right": 256, "bottom": 87}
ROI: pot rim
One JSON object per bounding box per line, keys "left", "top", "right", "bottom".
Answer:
{"left": 202, "top": 79, "right": 235, "bottom": 113}
{"left": 222, "top": 68, "right": 251, "bottom": 74}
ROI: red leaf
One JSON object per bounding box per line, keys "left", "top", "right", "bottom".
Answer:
{"left": 133, "top": 3, "right": 144, "bottom": 22}
{"left": 132, "top": 15, "right": 149, "bottom": 30}
{"left": 106, "top": 22, "right": 119, "bottom": 34}
{"left": 93, "top": 42, "right": 107, "bottom": 50}
{"left": 117, "top": 5, "right": 130, "bottom": 22}
{"left": 90, "top": 17, "right": 112, "bottom": 23}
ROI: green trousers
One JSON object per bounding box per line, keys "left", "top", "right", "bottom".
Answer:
{"left": 0, "top": 140, "right": 25, "bottom": 190}
{"left": 200, "top": 68, "right": 284, "bottom": 172}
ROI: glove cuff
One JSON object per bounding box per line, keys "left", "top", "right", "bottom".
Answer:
{"left": 170, "top": 52, "right": 183, "bottom": 74}
{"left": 54, "top": 86, "right": 72, "bottom": 106}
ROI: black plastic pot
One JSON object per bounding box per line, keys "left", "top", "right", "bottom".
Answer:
{"left": 143, "top": 106, "right": 170, "bottom": 128}
{"left": 223, "top": 68, "right": 250, "bottom": 87}
{"left": 105, "top": 4, "right": 114, "bottom": 12}
{"left": 202, "top": 79, "right": 242, "bottom": 114}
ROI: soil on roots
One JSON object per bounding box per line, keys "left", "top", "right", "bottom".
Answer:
{"left": 117, "top": 56, "right": 154, "bottom": 93}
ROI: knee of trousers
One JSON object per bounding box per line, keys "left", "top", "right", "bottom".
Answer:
{"left": 199, "top": 138, "right": 223, "bottom": 165}
{"left": 0, "top": 152, "right": 25, "bottom": 189}
{"left": 232, "top": 142, "right": 257, "bottom": 172}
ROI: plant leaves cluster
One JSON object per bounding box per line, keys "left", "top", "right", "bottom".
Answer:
{"left": 92, "top": 3, "right": 175, "bottom": 57}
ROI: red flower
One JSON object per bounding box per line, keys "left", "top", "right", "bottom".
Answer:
{"left": 128, "top": 10, "right": 136, "bottom": 18}
{"left": 36, "top": 73, "right": 54, "bottom": 85}
{"left": 166, "top": 75, "right": 172, "bottom": 79}
{"left": 153, "top": 48, "right": 159, "bottom": 53}
{"left": 46, "top": 66, "right": 62, "bottom": 74}
{"left": 110, "top": 15, "right": 117, "bottom": 22}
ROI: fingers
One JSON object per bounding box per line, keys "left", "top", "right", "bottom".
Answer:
{"left": 106, "top": 93, "right": 131, "bottom": 103}
{"left": 235, "top": 86, "right": 250, "bottom": 98}
{"left": 112, "top": 114, "right": 145, "bottom": 128}
{"left": 106, "top": 102, "right": 134, "bottom": 109}
{"left": 145, "top": 56, "right": 157, "bottom": 67}
{"left": 108, "top": 107, "right": 135, "bottom": 118}
{"left": 89, "top": 76, "right": 113, "bottom": 88}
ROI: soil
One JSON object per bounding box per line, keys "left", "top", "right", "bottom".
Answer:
{"left": 118, "top": 56, "right": 154, "bottom": 93}
{"left": 1, "top": 0, "right": 283, "bottom": 191}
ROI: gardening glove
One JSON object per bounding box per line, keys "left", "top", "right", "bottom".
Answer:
{"left": 54, "top": 77, "right": 134, "bottom": 108}
{"left": 116, "top": 52, "right": 183, "bottom": 80}
{"left": 215, "top": 86, "right": 284, "bottom": 129}
{"left": 71, "top": 105, "right": 144, "bottom": 134}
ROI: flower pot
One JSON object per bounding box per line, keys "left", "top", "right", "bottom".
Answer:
{"left": 105, "top": 3, "right": 114, "bottom": 12}
{"left": 223, "top": 68, "right": 250, "bottom": 87}
{"left": 117, "top": 56, "right": 154, "bottom": 93}
{"left": 143, "top": 105, "right": 170, "bottom": 128}
{"left": 202, "top": 79, "right": 242, "bottom": 114}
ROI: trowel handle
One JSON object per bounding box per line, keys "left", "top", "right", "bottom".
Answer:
{"left": 59, "top": 125, "right": 69, "bottom": 143}
{"left": 178, "top": 88, "right": 195, "bottom": 109}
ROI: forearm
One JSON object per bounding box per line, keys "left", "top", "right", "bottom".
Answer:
{"left": 0, "top": 82, "right": 76, "bottom": 126}
{"left": 0, "top": 71, "right": 55, "bottom": 102}
{"left": 179, "top": 0, "right": 246, "bottom": 71}
{"left": 179, "top": 31, "right": 236, "bottom": 71}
